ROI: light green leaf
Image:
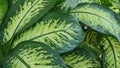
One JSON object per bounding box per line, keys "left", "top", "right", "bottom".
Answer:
{"left": 1, "top": 0, "right": 56, "bottom": 44}
{"left": 97, "top": 36, "right": 120, "bottom": 68}
{"left": 12, "top": 11, "right": 84, "bottom": 53}
{"left": 0, "top": 0, "right": 8, "bottom": 25}
{"left": 61, "top": 43, "right": 101, "bottom": 68}
{"left": 3, "top": 41, "right": 67, "bottom": 68}
{"left": 70, "top": 3, "right": 120, "bottom": 42}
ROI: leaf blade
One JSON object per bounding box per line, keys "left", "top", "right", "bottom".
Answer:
{"left": 3, "top": 41, "right": 67, "bottom": 68}
{"left": 70, "top": 3, "right": 120, "bottom": 42}
{"left": 12, "top": 11, "right": 84, "bottom": 53}
{"left": 1, "top": 0, "right": 56, "bottom": 44}
{"left": 61, "top": 43, "right": 101, "bottom": 68}
{"left": 97, "top": 36, "right": 120, "bottom": 68}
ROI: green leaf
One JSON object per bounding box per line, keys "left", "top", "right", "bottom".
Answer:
{"left": 0, "top": 0, "right": 8, "bottom": 25}
{"left": 61, "top": 43, "right": 101, "bottom": 68}
{"left": 109, "top": 0, "right": 120, "bottom": 9}
{"left": 3, "top": 41, "right": 67, "bottom": 68}
{"left": 97, "top": 36, "right": 120, "bottom": 68}
{"left": 0, "top": 0, "right": 56, "bottom": 44}
{"left": 70, "top": 3, "right": 120, "bottom": 42}
{"left": 56, "top": 0, "right": 65, "bottom": 5}
{"left": 100, "top": 0, "right": 112, "bottom": 6}
{"left": 58, "top": 0, "right": 100, "bottom": 13}
{"left": 84, "top": 29, "right": 103, "bottom": 50}
{"left": 12, "top": 11, "right": 84, "bottom": 53}
{"left": 66, "top": 0, "right": 100, "bottom": 8}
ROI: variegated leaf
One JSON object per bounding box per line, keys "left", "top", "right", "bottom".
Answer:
{"left": 0, "top": 0, "right": 8, "bottom": 25}
{"left": 0, "top": 0, "right": 56, "bottom": 44}
{"left": 3, "top": 41, "right": 67, "bottom": 68}
{"left": 70, "top": 3, "right": 120, "bottom": 42}
{"left": 12, "top": 11, "right": 84, "bottom": 53}
{"left": 66, "top": 0, "right": 100, "bottom": 8}
{"left": 97, "top": 36, "right": 120, "bottom": 68}
{"left": 61, "top": 43, "right": 101, "bottom": 68}
{"left": 58, "top": 0, "right": 100, "bottom": 13}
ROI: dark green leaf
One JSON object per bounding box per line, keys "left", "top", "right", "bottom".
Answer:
{"left": 56, "top": 0, "right": 65, "bottom": 5}
{"left": 10, "top": 0, "right": 18, "bottom": 5}
{"left": 3, "top": 41, "right": 67, "bottom": 68}
{"left": 0, "top": 0, "right": 8, "bottom": 25}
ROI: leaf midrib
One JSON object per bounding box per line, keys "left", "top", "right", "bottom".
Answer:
{"left": 14, "top": 53, "right": 31, "bottom": 68}
{"left": 12, "top": 0, "right": 40, "bottom": 38}
{"left": 106, "top": 37, "right": 117, "bottom": 68}
{"left": 70, "top": 11, "right": 115, "bottom": 27}
{"left": 29, "top": 29, "right": 71, "bottom": 40}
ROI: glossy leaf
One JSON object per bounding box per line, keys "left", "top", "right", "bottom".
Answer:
{"left": 12, "top": 11, "right": 84, "bottom": 53}
{"left": 97, "top": 36, "right": 120, "bottom": 68}
{"left": 61, "top": 43, "right": 101, "bottom": 68}
{"left": 70, "top": 3, "right": 120, "bottom": 42}
{"left": 0, "top": 0, "right": 8, "bottom": 25}
{"left": 0, "top": 0, "right": 56, "bottom": 44}
{"left": 3, "top": 41, "right": 67, "bottom": 68}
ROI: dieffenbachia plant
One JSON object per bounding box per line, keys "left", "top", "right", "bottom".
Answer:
{"left": 0, "top": 0, "right": 120, "bottom": 68}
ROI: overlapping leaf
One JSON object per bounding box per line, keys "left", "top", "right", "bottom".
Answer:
{"left": 97, "top": 36, "right": 120, "bottom": 68}
{"left": 0, "top": 0, "right": 8, "bottom": 25}
{"left": 12, "top": 10, "right": 84, "bottom": 53}
{"left": 3, "top": 41, "right": 67, "bottom": 68}
{"left": 70, "top": 3, "right": 120, "bottom": 42}
{"left": 0, "top": 0, "right": 56, "bottom": 44}
{"left": 58, "top": 0, "right": 100, "bottom": 13}
{"left": 61, "top": 43, "right": 101, "bottom": 68}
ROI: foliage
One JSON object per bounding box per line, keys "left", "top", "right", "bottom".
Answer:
{"left": 0, "top": 0, "right": 120, "bottom": 68}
